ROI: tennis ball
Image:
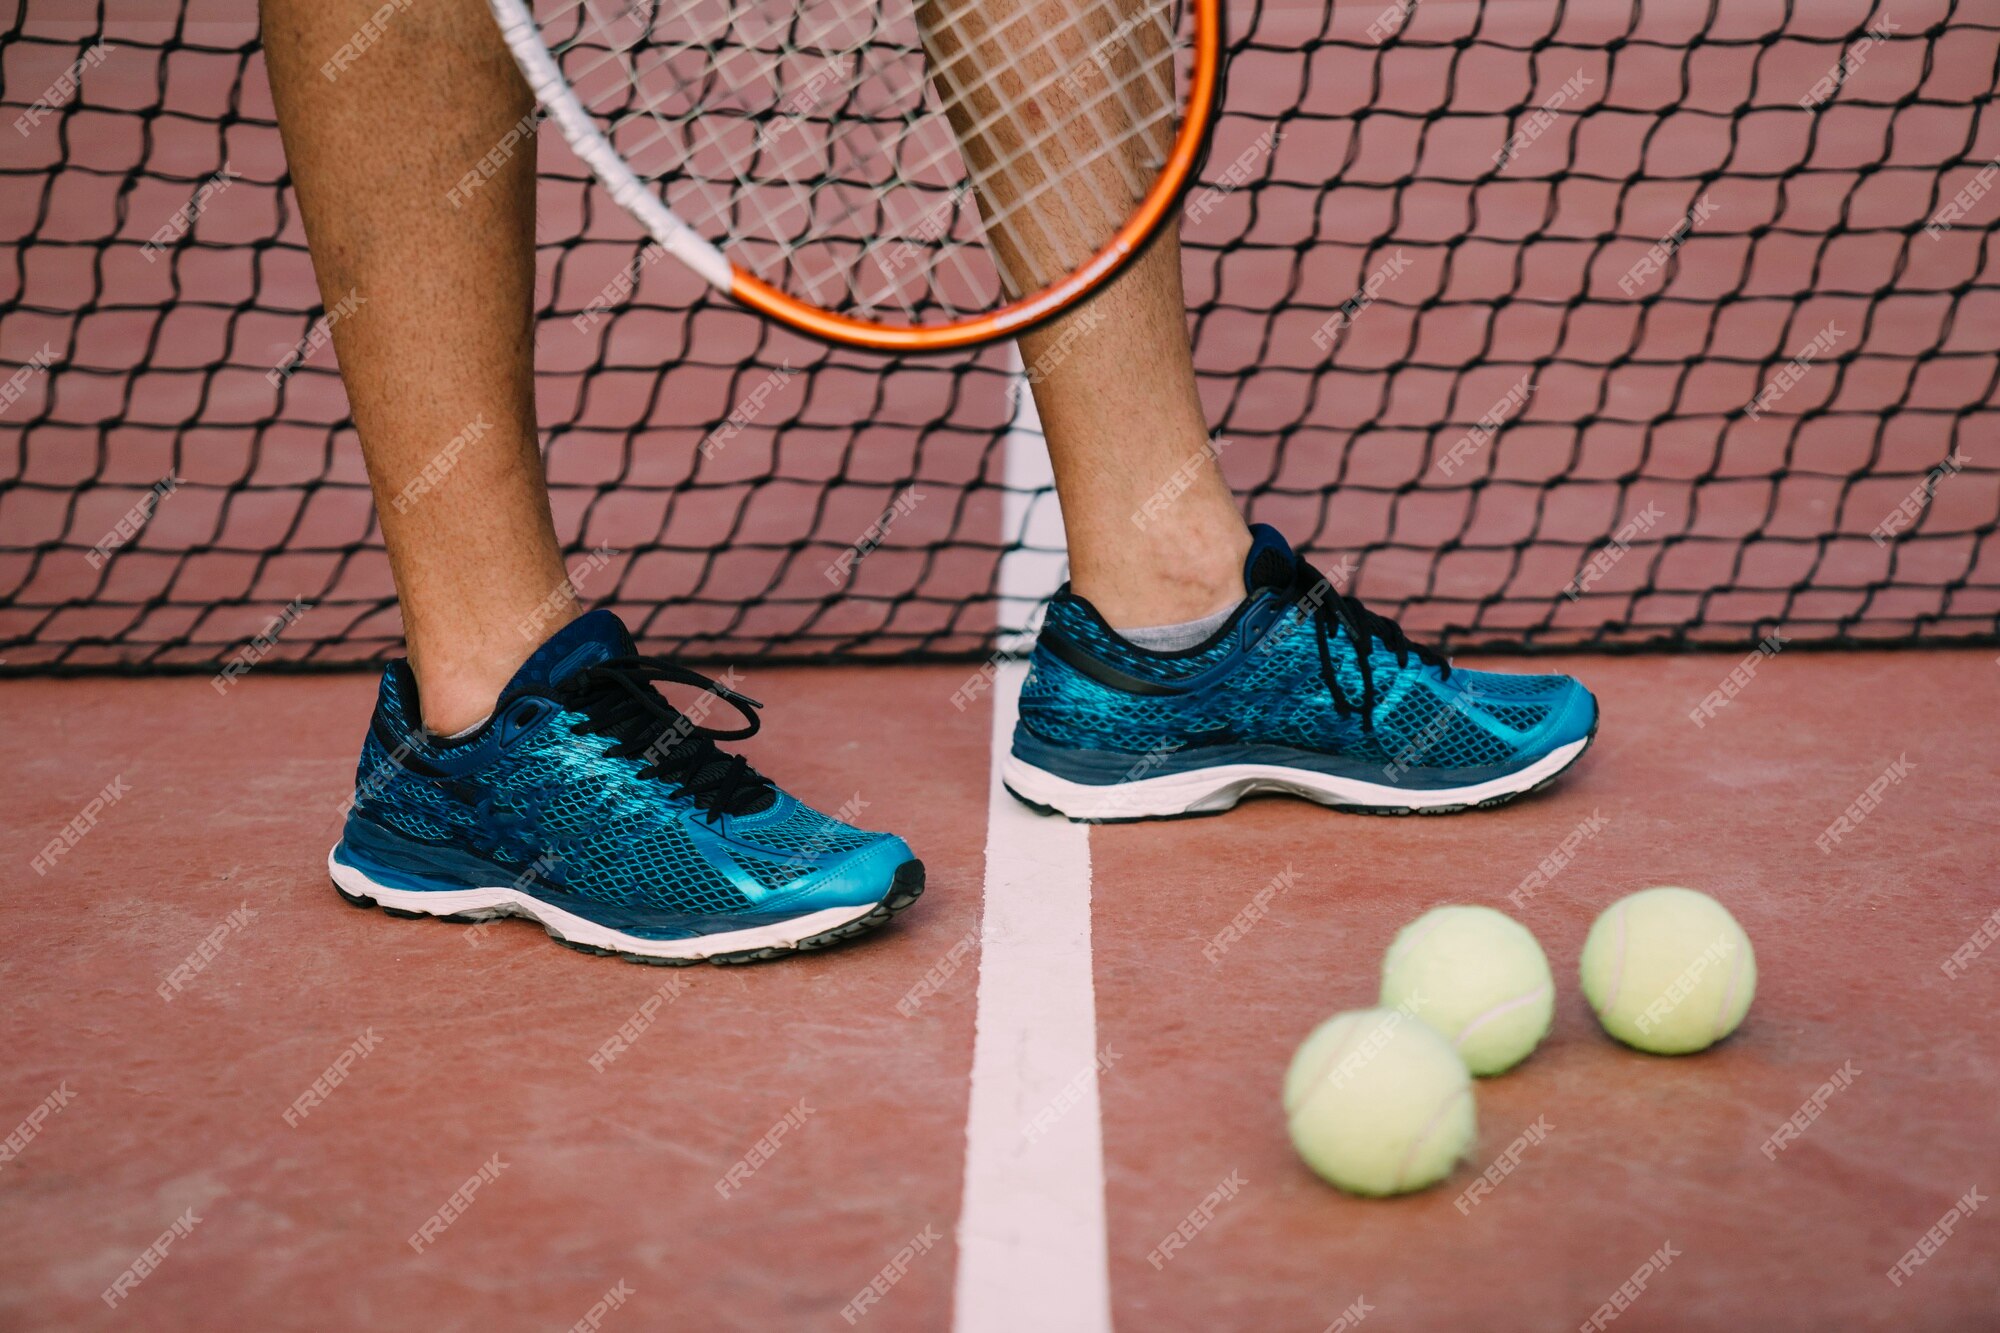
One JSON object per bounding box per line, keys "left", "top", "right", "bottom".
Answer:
{"left": 1579, "top": 886, "right": 1756, "bottom": 1055}
{"left": 1378, "top": 905, "right": 1555, "bottom": 1076}
{"left": 1282, "top": 1007, "right": 1476, "bottom": 1196}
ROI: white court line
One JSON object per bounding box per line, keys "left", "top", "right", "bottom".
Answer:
{"left": 951, "top": 661, "right": 1111, "bottom": 1333}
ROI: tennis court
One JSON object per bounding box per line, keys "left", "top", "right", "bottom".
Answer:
{"left": 3, "top": 0, "right": 1998, "bottom": 1329}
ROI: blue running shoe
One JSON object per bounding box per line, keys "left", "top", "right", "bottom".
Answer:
{"left": 329, "top": 611, "right": 923, "bottom": 963}
{"left": 1004, "top": 526, "right": 1597, "bottom": 820}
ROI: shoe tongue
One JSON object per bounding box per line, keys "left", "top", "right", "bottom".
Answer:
{"left": 508, "top": 609, "right": 635, "bottom": 695}
{"left": 1243, "top": 524, "right": 1296, "bottom": 592}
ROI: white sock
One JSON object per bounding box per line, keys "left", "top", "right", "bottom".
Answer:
{"left": 1114, "top": 599, "right": 1243, "bottom": 652}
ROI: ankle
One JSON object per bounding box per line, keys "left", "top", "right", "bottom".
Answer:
{"left": 1070, "top": 525, "right": 1251, "bottom": 629}
{"left": 397, "top": 588, "right": 583, "bottom": 732}
{"left": 409, "top": 633, "right": 554, "bottom": 734}
{"left": 412, "top": 672, "right": 504, "bottom": 736}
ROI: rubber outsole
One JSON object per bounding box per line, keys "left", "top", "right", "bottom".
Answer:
{"left": 331, "top": 859, "right": 926, "bottom": 966}
{"left": 1005, "top": 719, "right": 1598, "bottom": 824}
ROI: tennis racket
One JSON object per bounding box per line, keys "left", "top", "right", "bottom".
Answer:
{"left": 488, "top": 0, "right": 1221, "bottom": 351}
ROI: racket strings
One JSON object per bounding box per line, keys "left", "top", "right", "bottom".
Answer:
{"left": 597, "top": 0, "right": 1172, "bottom": 258}
{"left": 732, "top": 8, "right": 1170, "bottom": 299}
{"left": 535, "top": 0, "right": 1186, "bottom": 318}
{"left": 910, "top": 0, "right": 1177, "bottom": 290}
{"left": 579, "top": 11, "right": 955, "bottom": 310}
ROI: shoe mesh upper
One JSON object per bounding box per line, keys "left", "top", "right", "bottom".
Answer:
{"left": 729, "top": 802, "right": 877, "bottom": 858}
{"left": 348, "top": 667, "right": 887, "bottom": 915}
{"left": 1022, "top": 590, "right": 1582, "bottom": 773}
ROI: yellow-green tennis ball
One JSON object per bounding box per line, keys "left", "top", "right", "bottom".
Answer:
{"left": 1378, "top": 905, "right": 1555, "bottom": 1076}
{"left": 1579, "top": 886, "right": 1756, "bottom": 1055}
{"left": 1282, "top": 1008, "right": 1476, "bottom": 1196}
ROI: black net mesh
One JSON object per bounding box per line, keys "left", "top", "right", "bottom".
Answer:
{"left": 2, "top": 0, "right": 1996, "bottom": 672}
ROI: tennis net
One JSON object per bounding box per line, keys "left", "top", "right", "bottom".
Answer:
{"left": 2, "top": 0, "right": 1996, "bottom": 671}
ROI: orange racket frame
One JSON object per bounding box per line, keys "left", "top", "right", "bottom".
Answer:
{"left": 494, "top": 0, "right": 1224, "bottom": 352}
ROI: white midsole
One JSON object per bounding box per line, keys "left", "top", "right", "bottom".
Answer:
{"left": 1001, "top": 736, "right": 1592, "bottom": 820}
{"left": 326, "top": 848, "right": 879, "bottom": 960}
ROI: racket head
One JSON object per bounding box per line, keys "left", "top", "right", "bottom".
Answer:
{"left": 491, "top": 0, "right": 1223, "bottom": 351}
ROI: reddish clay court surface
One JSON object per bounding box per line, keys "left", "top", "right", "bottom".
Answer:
{"left": 3, "top": 649, "right": 1996, "bottom": 1331}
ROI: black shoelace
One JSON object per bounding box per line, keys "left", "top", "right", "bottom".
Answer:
{"left": 1286, "top": 558, "right": 1450, "bottom": 730}
{"left": 555, "top": 656, "right": 774, "bottom": 820}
